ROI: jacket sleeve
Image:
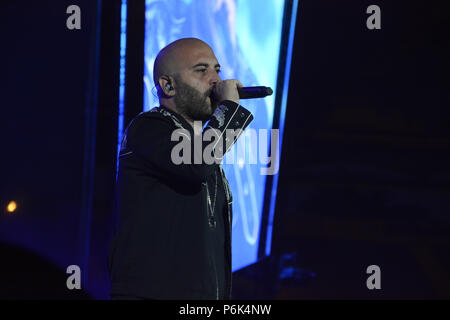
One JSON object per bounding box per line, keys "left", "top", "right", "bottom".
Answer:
{"left": 123, "top": 100, "right": 254, "bottom": 184}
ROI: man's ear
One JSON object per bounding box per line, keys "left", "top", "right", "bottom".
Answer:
{"left": 158, "top": 76, "right": 175, "bottom": 97}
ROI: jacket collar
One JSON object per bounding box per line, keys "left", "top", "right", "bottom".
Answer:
{"left": 157, "top": 105, "right": 195, "bottom": 135}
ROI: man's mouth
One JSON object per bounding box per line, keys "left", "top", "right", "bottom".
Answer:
{"left": 208, "top": 91, "right": 217, "bottom": 103}
{"left": 205, "top": 88, "right": 219, "bottom": 110}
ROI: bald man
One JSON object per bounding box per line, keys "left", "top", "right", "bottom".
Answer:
{"left": 108, "top": 38, "right": 254, "bottom": 300}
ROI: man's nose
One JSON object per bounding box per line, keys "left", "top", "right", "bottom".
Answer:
{"left": 210, "top": 72, "right": 221, "bottom": 86}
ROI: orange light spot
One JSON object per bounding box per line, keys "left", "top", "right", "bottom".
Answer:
{"left": 7, "top": 201, "right": 17, "bottom": 213}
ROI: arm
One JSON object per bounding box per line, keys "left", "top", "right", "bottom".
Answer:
{"left": 123, "top": 100, "right": 253, "bottom": 184}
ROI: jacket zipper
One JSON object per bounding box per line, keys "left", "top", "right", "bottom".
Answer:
{"left": 227, "top": 203, "right": 232, "bottom": 299}
{"left": 203, "top": 181, "right": 219, "bottom": 299}
{"left": 204, "top": 181, "right": 216, "bottom": 228}
{"left": 220, "top": 167, "right": 233, "bottom": 300}
{"left": 212, "top": 253, "right": 219, "bottom": 299}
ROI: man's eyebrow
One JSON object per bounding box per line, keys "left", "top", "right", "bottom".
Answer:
{"left": 191, "top": 63, "right": 221, "bottom": 69}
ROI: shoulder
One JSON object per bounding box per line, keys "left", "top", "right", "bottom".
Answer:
{"left": 119, "top": 109, "right": 179, "bottom": 153}
{"left": 127, "top": 109, "right": 177, "bottom": 133}
{"left": 134, "top": 107, "right": 187, "bottom": 130}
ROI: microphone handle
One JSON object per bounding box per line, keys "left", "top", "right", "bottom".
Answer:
{"left": 237, "top": 86, "right": 273, "bottom": 99}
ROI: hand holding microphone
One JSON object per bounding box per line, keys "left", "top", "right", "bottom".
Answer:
{"left": 212, "top": 80, "right": 273, "bottom": 104}
{"left": 211, "top": 79, "right": 242, "bottom": 104}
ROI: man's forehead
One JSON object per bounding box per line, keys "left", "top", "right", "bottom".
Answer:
{"left": 154, "top": 39, "right": 218, "bottom": 79}
{"left": 177, "top": 45, "right": 219, "bottom": 69}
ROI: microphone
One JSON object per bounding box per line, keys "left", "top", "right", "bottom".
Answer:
{"left": 237, "top": 86, "right": 273, "bottom": 99}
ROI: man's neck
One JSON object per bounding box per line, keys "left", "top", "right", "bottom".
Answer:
{"left": 180, "top": 114, "right": 195, "bottom": 130}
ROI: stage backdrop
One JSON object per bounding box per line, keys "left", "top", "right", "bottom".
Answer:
{"left": 141, "top": 0, "right": 297, "bottom": 271}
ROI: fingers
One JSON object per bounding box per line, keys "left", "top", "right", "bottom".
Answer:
{"left": 212, "top": 79, "right": 242, "bottom": 104}
{"left": 221, "top": 79, "right": 243, "bottom": 88}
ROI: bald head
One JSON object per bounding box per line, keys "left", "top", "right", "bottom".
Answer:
{"left": 152, "top": 38, "right": 222, "bottom": 124}
{"left": 153, "top": 38, "right": 215, "bottom": 90}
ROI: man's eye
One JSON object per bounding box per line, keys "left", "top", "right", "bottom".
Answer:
{"left": 196, "top": 69, "right": 207, "bottom": 73}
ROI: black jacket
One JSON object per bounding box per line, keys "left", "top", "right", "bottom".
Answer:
{"left": 108, "top": 100, "right": 253, "bottom": 299}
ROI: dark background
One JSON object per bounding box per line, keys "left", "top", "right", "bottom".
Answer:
{"left": 1, "top": 0, "right": 449, "bottom": 299}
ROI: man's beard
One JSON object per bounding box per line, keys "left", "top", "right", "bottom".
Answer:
{"left": 173, "top": 78, "right": 219, "bottom": 122}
